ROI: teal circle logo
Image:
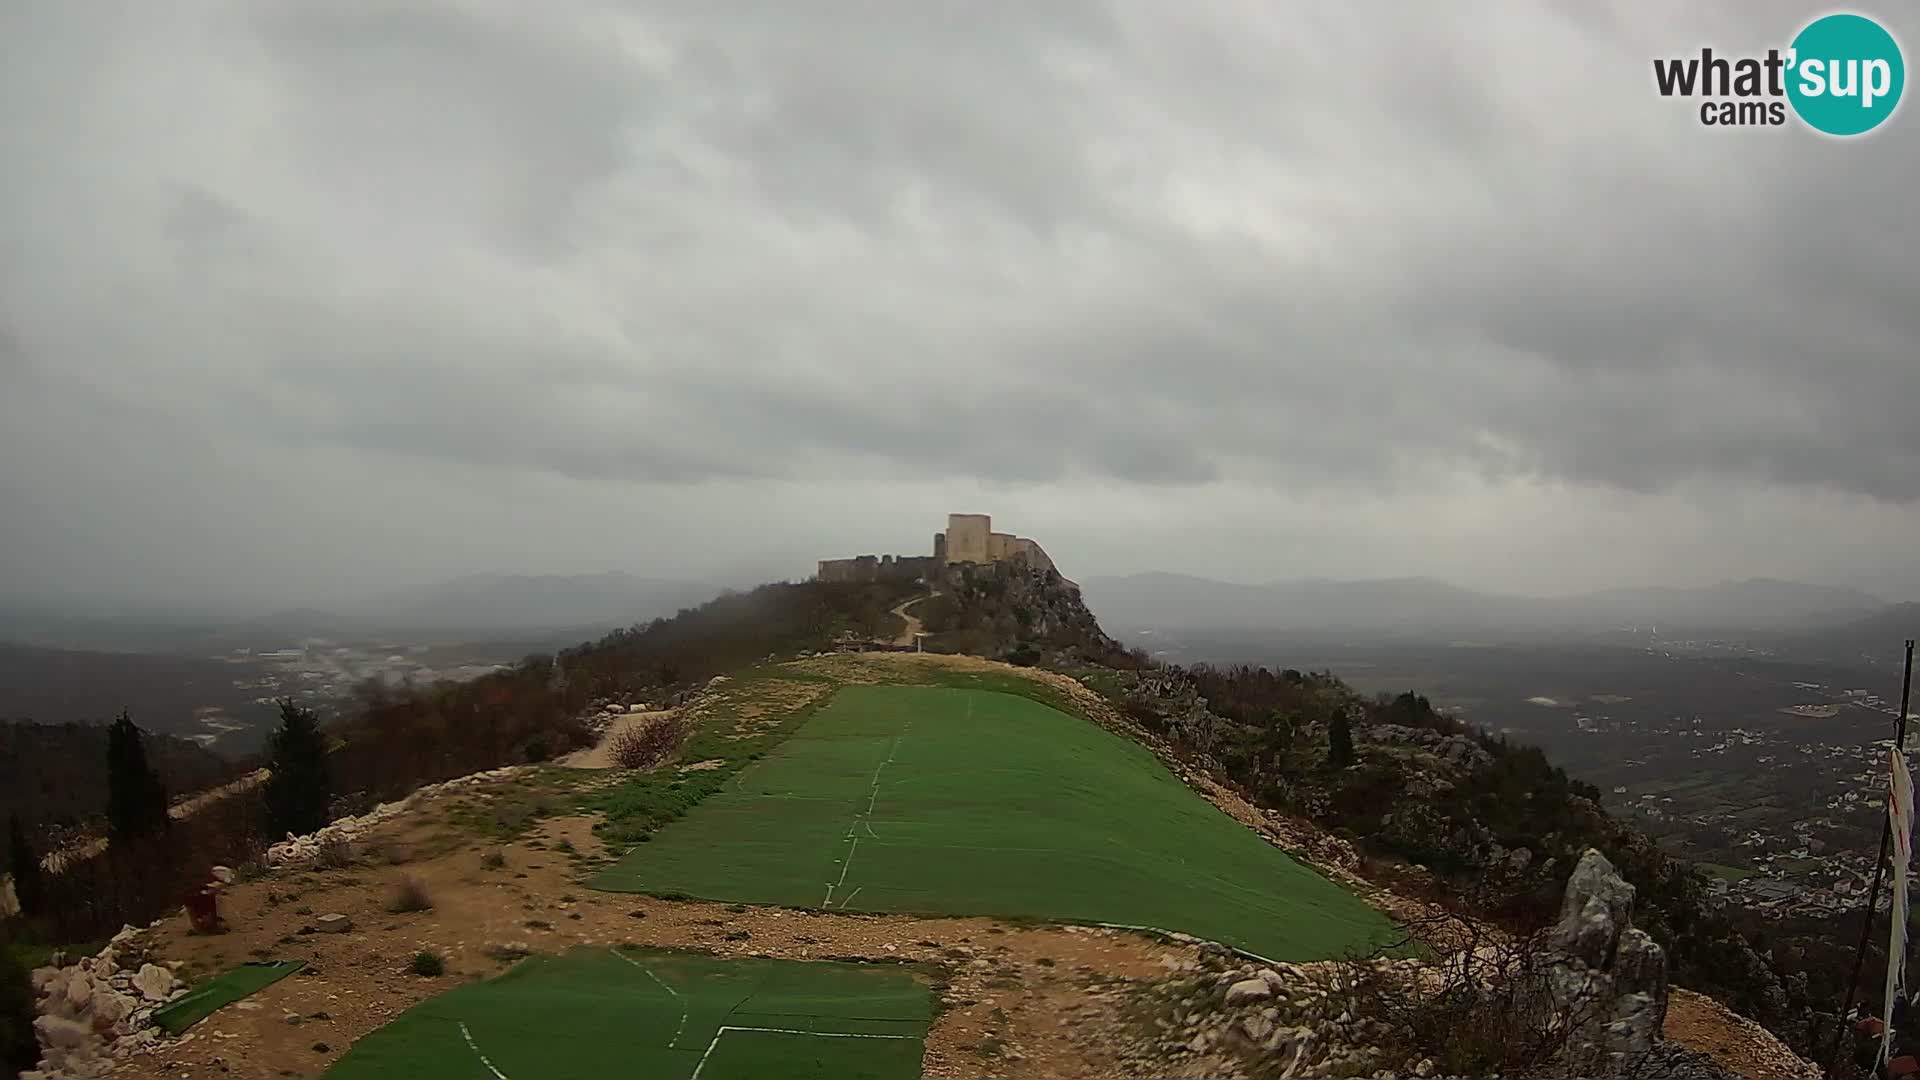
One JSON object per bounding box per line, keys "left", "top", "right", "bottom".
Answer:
{"left": 1787, "top": 13, "right": 1905, "bottom": 136}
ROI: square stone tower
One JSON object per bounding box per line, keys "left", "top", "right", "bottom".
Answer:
{"left": 944, "top": 513, "right": 992, "bottom": 564}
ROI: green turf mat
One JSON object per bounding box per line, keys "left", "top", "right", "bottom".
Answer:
{"left": 593, "top": 685, "right": 1396, "bottom": 961}
{"left": 152, "top": 960, "right": 307, "bottom": 1035}
{"left": 324, "top": 946, "right": 933, "bottom": 1080}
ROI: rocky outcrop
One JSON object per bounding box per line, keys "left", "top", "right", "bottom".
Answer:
{"left": 1544, "top": 848, "right": 1673, "bottom": 1075}
{"left": 23, "top": 925, "right": 179, "bottom": 1079}
{"left": 1365, "top": 723, "right": 1494, "bottom": 771}
{"left": 1110, "top": 849, "right": 1731, "bottom": 1080}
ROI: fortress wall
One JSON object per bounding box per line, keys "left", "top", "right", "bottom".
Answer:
{"left": 988, "top": 532, "right": 1013, "bottom": 561}
{"left": 946, "top": 513, "right": 992, "bottom": 564}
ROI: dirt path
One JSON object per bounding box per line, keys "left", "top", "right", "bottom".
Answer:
{"left": 554, "top": 710, "right": 678, "bottom": 769}
{"left": 889, "top": 591, "right": 936, "bottom": 647}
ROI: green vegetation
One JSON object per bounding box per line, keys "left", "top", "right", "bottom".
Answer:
{"left": 263, "top": 699, "right": 331, "bottom": 838}
{"left": 409, "top": 950, "right": 445, "bottom": 977}
{"left": 1328, "top": 710, "right": 1355, "bottom": 768}
{"left": 105, "top": 710, "right": 168, "bottom": 841}
{"left": 324, "top": 946, "right": 934, "bottom": 1080}
{"left": 0, "top": 932, "right": 36, "bottom": 1077}
{"left": 1695, "top": 862, "right": 1756, "bottom": 883}
{"left": 594, "top": 686, "right": 1395, "bottom": 962}
{"left": 586, "top": 670, "right": 841, "bottom": 846}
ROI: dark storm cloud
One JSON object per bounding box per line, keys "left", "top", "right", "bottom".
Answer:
{"left": 1, "top": 0, "right": 1917, "bottom": 606}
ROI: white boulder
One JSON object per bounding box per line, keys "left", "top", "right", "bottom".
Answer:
{"left": 63, "top": 970, "right": 93, "bottom": 1011}
{"left": 132, "top": 963, "right": 175, "bottom": 1002}
{"left": 1223, "top": 977, "right": 1272, "bottom": 1006}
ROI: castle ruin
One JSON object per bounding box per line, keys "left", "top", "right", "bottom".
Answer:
{"left": 816, "top": 513, "right": 1068, "bottom": 586}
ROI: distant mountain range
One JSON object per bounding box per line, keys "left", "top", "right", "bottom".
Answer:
{"left": 1080, "top": 572, "right": 1892, "bottom": 640}
{"left": 332, "top": 572, "right": 723, "bottom": 635}
{"left": 0, "top": 573, "right": 728, "bottom": 653}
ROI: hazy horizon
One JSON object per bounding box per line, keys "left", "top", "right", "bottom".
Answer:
{"left": 5, "top": 3, "right": 1917, "bottom": 614}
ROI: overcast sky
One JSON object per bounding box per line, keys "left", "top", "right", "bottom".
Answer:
{"left": 2, "top": 1, "right": 1916, "bottom": 613}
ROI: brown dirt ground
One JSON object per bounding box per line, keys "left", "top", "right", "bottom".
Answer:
{"left": 1663, "top": 988, "right": 1821, "bottom": 1080}
{"left": 111, "top": 774, "right": 1189, "bottom": 1080}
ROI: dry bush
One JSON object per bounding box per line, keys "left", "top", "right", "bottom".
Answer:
{"left": 388, "top": 874, "right": 433, "bottom": 913}
{"left": 1333, "top": 911, "right": 1600, "bottom": 1078}
{"left": 610, "top": 715, "right": 690, "bottom": 770}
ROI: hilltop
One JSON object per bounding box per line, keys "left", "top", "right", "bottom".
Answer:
{"left": 6, "top": 554, "right": 1827, "bottom": 1079}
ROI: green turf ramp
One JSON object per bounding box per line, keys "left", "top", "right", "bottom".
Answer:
{"left": 324, "top": 947, "right": 933, "bottom": 1080}
{"left": 151, "top": 959, "right": 307, "bottom": 1035}
{"left": 593, "top": 684, "right": 1396, "bottom": 961}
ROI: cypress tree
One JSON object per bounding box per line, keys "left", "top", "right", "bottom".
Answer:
{"left": 1328, "top": 710, "right": 1355, "bottom": 769}
{"left": 105, "top": 710, "right": 169, "bottom": 841}
{"left": 263, "top": 699, "right": 331, "bottom": 838}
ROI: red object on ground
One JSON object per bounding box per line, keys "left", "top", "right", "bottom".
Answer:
{"left": 1887, "top": 1054, "right": 1920, "bottom": 1080}
{"left": 185, "top": 887, "right": 224, "bottom": 934}
{"left": 1858, "top": 1015, "right": 1887, "bottom": 1036}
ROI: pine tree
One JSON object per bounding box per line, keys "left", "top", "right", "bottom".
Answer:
{"left": 263, "top": 699, "right": 331, "bottom": 838}
{"left": 105, "top": 710, "right": 169, "bottom": 841}
{"left": 5, "top": 816, "right": 41, "bottom": 919}
{"left": 1328, "top": 710, "right": 1355, "bottom": 769}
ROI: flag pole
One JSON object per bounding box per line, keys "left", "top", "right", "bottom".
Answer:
{"left": 1831, "top": 639, "right": 1916, "bottom": 1072}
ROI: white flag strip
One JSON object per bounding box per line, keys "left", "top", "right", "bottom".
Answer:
{"left": 1883, "top": 747, "right": 1914, "bottom": 1064}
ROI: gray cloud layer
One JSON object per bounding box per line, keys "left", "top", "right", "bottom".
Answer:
{"left": 2, "top": 1, "right": 1916, "bottom": 609}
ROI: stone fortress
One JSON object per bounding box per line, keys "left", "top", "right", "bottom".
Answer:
{"left": 816, "top": 513, "right": 1068, "bottom": 587}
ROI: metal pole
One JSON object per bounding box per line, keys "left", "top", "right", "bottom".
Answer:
{"left": 1829, "top": 639, "right": 1916, "bottom": 1073}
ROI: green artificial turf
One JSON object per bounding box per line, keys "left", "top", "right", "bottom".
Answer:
{"left": 593, "top": 685, "right": 1396, "bottom": 961}
{"left": 323, "top": 947, "right": 932, "bottom": 1080}
{"left": 152, "top": 960, "right": 307, "bottom": 1035}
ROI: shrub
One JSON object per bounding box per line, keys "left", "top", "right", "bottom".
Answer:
{"left": 610, "top": 715, "right": 690, "bottom": 770}
{"left": 1330, "top": 913, "right": 1593, "bottom": 1077}
{"left": 0, "top": 935, "right": 37, "bottom": 1077}
{"left": 388, "top": 875, "right": 433, "bottom": 913}
{"left": 481, "top": 850, "right": 506, "bottom": 870}
{"left": 409, "top": 950, "right": 445, "bottom": 977}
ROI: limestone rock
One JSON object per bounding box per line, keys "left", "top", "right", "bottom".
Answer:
{"left": 316, "top": 912, "right": 353, "bottom": 933}
{"left": 34, "top": 1014, "right": 90, "bottom": 1050}
{"left": 210, "top": 865, "right": 236, "bottom": 884}
{"left": 1555, "top": 849, "right": 1635, "bottom": 952}
{"left": 1224, "top": 977, "right": 1271, "bottom": 1006}
{"left": 63, "top": 970, "right": 93, "bottom": 1012}
{"left": 132, "top": 963, "right": 175, "bottom": 1002}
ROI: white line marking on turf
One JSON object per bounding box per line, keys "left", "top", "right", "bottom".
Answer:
{"left": 610, "top": 948, "right": 689, "bottom": 1048}
{"left": 458, "top": 1020, "right": 511, "bottom": 1079}
{"left": 689, "top": 1025, "right": 915, "bottom": 1080}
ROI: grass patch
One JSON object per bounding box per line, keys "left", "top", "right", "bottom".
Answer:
{"left": 586, "top": 669, "right": 841, "bottom": 846}
{"left": 1694, "top": 861, "right": 1756, "bottom": 883}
